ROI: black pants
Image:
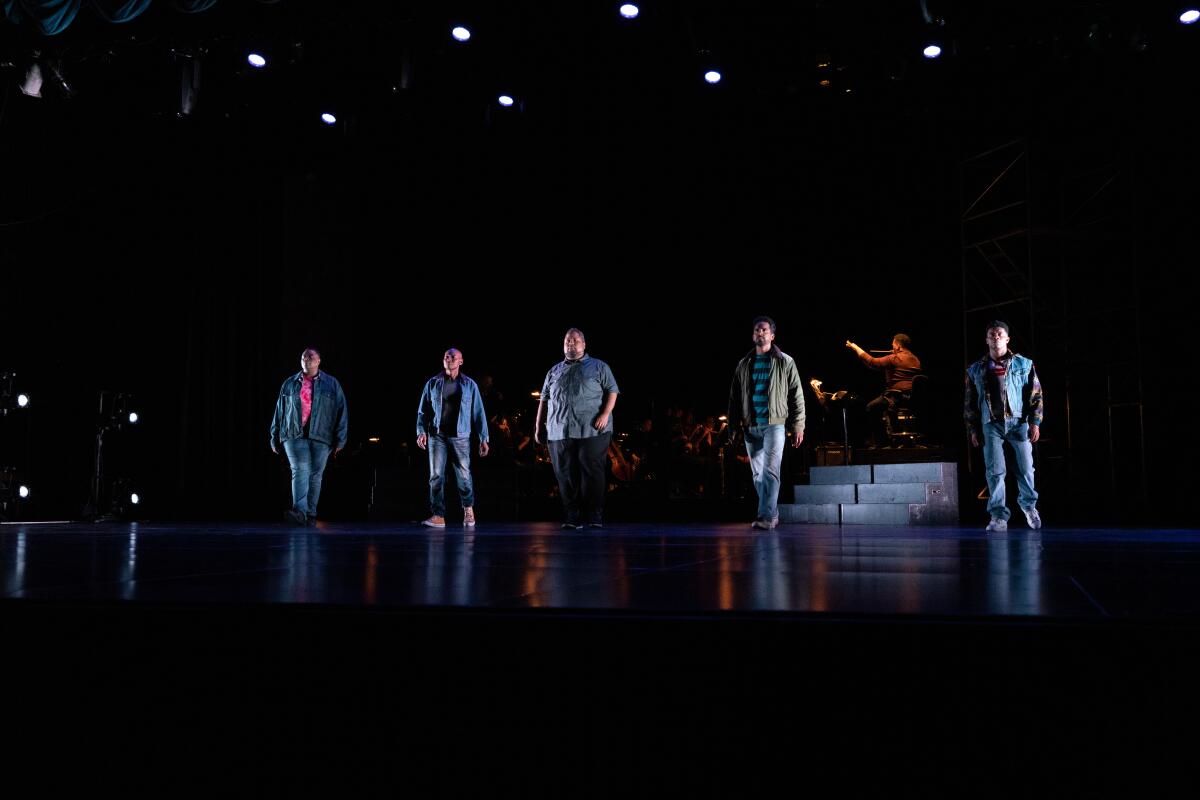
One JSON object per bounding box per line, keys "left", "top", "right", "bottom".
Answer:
{"left": 549, "top": 433, "right": 611, "bottom": 524}
{"left": 866, "top": 390, "right": 908, "bottom": 443}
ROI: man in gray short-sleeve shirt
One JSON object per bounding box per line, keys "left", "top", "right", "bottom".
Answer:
{"left": 534, "top": 328, "right": 620, "bottom": 530}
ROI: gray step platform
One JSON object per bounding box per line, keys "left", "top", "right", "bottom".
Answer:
{"left": 793, "top": 484, "right": 856, "bottom": 504}
{"left": 840, "top": 503, "right": 912, "bottom": 525}
{"left": 872, "top": 462, "right": 953, "bottom": 484}
{"left": 809, "top": 465, "right": 872, "bottom": 485}
{"left": 781, "top": 462, "right": 958, "bottom": 526}
{"left": 778, "top": 504, "right": 841, "bottom": 524}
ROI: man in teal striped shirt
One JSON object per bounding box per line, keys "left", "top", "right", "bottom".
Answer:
{"left": 728, "top": 316, "right": 806, "bottom": 530}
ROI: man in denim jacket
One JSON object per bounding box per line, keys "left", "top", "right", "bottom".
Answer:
{"left": 270, "top": 348, "right": 349, "bottom": 526}
{"left": 416, "top": 348, "right": 490, "bottom": 529}
{"left": 964, "top": 321, "right": 1044, "bottom": 532}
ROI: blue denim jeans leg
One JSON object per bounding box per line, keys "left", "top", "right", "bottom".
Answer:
{"left": 982, "top": 418, "right": 1038, "bottom": 521}
{"left": 283, "top": 438, "right": 332, "bottom": 518}
{"left": 429, "top": 434, "right": 474, "bottom": 517}
{"left": 744, "top": 424, "right": 785, "bottom": 521}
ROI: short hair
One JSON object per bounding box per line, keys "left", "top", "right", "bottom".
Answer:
{"left": 984, "top": 320, "right": 1009, "bottom": 336}
{"left": 892, "top": 333, "right": 912, "bottom": 349}
{"left": 564, "top": 327, "right": 586, "bottom": 342}
{"left": 752, "top": 316, "right": 776, "bottom": 334}
{"left": 302, "top": 347, "right": 321, "bottom": 358}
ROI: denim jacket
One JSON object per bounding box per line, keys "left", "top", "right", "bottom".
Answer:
{"left": 964, "top": 352, "right": 1043, "bottom": 436}
{"left": 416, "top": 373, "right": 490, "bottom": 441}
{"left": 270, "top": 371, "right": 349, "bottom": 449}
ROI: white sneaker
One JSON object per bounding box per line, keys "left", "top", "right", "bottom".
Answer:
{"left": 463, "top": 508, "right": 476, "bottom": 528}
{"left": 1022, "top": 507, "right": 1042, "bottom": 530}
{"left": 985, "top": 517, "right": 1008, "bottom": 532}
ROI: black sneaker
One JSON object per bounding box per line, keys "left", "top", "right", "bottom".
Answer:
{"left": 284, "top": 509, "right": 306, "bottom": 525}
{"left": 588, "top": 522, "right": 604, "bottom": 529}
{"left": 561, "top": 522, "right": 583, "bottom": 530}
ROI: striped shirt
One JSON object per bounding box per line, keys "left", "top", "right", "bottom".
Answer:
{"left": 751, "top": 355, "right": 772, "bottom": 424}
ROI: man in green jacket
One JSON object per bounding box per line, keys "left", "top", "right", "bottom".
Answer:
{"left": 728, "top": 316, "right": 806, "bottom": 530}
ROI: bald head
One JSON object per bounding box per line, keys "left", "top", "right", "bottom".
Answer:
{"left": 443, "top": 348, "right": 464, "bottom": 377}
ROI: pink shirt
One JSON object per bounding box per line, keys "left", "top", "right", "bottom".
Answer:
{"left": 301, "top": 375, "right": 314, "bottom": 427}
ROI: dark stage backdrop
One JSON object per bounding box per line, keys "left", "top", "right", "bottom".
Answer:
{"left": 3, "top": 1, "right": 1196, "bottom": 523}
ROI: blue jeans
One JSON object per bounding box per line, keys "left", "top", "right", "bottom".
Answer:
{"left": 982, "top": 418, "right": 1038, "bottom": 521}
{"left": 429, "top": 434, "right": 474, "bottom": 516}
{"left": 282, "top": 438, "right": 332, "bottom": 517}
{"left": 744, "top": 424, "right": 785, "bottom": 522}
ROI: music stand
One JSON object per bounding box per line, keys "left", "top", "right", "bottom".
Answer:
{"left": 810, "top": 379, "right": 853, "bottom": 464}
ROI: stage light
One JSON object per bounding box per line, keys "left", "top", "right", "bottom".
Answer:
{"left": 87, "top": 392, "right": 143, "bottom": 521}
{"left": 498, "top": 94, "right": 514, "bottom": 107}
{"left": 44, "top": 58, "right": 72, "bottom": 98}
{"left": 247, "top": 53, "right": 267, "bottom": 68}
{"left": 1182, "top": 10, "right": 1200, "bottom": 24}
{"left": 18, "top": 60, "right": 43, "bottom": 97}
{"left": 619, "top": 4, "right": 640, "bottom": 19}
{"left": 173, "top": 48, "right": 201, "bottom": 116}
{"left": 13, "top": 51, "right": 73, "bottom": 99}
{"left": 102, "top": 477, "right": 142, "bottom": 520}
{"left": 452, "top": 26, "right": 471, "bottom": 42}
{"left": 321, "top": 112, "right": 337, "bottom": 124}
{"left": 923, "top": 44, "right": 943, "bottom": 58}
{"left": 704, "top": 70, "right": 722, "bottom": 84}
{"left": 1, "top": 373, "right": 30, "bottom": 416}
{"left": 0, "top": 468, "right": 32, "bottom": 521}
{"left": 97, "top": 391, "right": 138, "bottom": 430}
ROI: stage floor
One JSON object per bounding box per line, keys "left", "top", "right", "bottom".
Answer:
{"left": 6, "top": 519, "right": 1200, "bottom": 790}
{"left": 4, "top": 520, "right": 1199, "bottom": 620}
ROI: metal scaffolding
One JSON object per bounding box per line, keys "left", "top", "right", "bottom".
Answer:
{"left": 960, "top": 136, "right": 1146, "bottom": 519}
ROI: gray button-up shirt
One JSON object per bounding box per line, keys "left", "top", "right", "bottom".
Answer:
{"left": 540, "top": 354, "right": 620, "bottom": 440}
